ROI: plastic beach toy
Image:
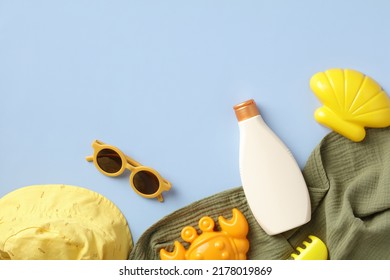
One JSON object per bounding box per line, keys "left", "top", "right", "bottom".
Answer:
{"left": 291, "top": 235, "right": 328, "bottom": 260}
{"left": 310, "top": 68, "right": 390, "bottom": 142}
{"left": 160, "top": 208, "right": 249, "bottom": 260}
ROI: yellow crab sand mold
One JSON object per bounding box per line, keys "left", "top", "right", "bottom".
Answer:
{"left": 310, "top": 68, "right": 390, "bottom": 142}
{"left": 0, "top": 184, "right": 133, "bottom": 260}
{"left": 160, "top": 208, "right": 249, "bottom": 260}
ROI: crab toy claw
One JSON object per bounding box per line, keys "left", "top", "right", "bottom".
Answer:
{"left": 160, "top": 241, "right": 186, "bottom": 260}
{"left": 219, "top": 208, "right": 249, "bottom": 239}
{"left": 160, "top": 208, "right": 250, "bottom": 260}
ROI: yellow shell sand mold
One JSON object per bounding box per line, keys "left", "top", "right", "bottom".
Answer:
{"left": 160, "top": 208, "right": 249, "bottom": 260}
{"left": 310, "top": 68, "right": 390, "bottom": 142}
{"left": 0, "top": 184, "right": 133, "bottom": 260}
{"left": 291, "top": 235, "right": 328, "bottom": 260}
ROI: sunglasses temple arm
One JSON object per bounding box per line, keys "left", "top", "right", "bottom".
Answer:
{"left": 163, "top": 179, "right": 172, "bottom": 189}
{"left": 157, "top": 180, "right": 171, "bottom": 202}
{"left": 157, "top": 194, "right": 164, "bottom": 202}
{"left": 86, "top": 155, "right": 93, "bottom": 162}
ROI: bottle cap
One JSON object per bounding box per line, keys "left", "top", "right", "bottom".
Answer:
{"left": 233, "top": 99, "right": 260, "bottom": 122}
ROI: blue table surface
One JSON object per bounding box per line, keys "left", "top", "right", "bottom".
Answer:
{"left": 1, "top": 0, "right": 389, "bottom": 243}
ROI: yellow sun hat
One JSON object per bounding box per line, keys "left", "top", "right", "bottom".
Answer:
{"left": 0, "top": 184, "right": 132, "bottom": 260}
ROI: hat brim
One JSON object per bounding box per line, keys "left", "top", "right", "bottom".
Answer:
{"left": 0, "top": 184, "right": 132, "bottom": 260}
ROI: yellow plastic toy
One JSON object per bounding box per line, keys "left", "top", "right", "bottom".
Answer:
{"left": 160, "top": 208, "right": 249, "bottom": 260}
{"left": 86, "top": 140, "right": 171, "bottom": 202}
{"left": 291, "top": 235, "right": 328, "bottom": 260}
{"left": 310, "top": 68, "right": 390, "bottom": 142}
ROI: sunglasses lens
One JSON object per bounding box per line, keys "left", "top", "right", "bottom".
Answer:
{"left": 133, "top": 171, "right": 159, "bottom": 195}
{"left": 97, "top": 149, "right": 122, "bottom": 173}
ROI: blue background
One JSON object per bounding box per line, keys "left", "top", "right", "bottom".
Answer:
{"left": 1, "top": 0, "right": 389, "bottom": 243}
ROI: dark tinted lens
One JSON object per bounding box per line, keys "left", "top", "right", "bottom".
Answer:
{"left": 97, "top": 149, "right": 122, "bottom": 173}
{"left": 132, "top": 171, "right": 159, "bottom": 195}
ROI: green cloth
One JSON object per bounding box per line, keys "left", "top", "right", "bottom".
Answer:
{"left": 129, "top": 128, "right": 390, "bottom": 260}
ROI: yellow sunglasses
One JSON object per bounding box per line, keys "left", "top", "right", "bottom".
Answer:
{"left": 86, "top": 140, "right": 171, "bottom": 202}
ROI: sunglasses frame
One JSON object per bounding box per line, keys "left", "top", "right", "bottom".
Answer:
{"left": 86, "top": 140, "right": 171, "bottom": 202}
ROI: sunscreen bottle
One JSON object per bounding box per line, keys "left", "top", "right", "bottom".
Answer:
{"left": 234, "top": 99, "right": 311, "bottom": 235}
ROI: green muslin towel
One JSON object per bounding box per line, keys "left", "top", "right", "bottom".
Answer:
{"left": 129, "top": 127, "right": 390, "bottom": 260}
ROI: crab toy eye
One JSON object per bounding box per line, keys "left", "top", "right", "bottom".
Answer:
{"left": 199, "top": 217, "right": 214, "bottom": 232}
{"left": 181, "top": 226, "right": 198, "bottom": 243}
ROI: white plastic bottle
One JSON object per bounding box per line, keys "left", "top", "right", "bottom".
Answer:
{"left": 234, "top": 99, "right": 311, "bottom": 235}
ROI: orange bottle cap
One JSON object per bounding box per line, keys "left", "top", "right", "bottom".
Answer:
{"left": 233, "top": 99, "right": 260, "bottom": 122}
